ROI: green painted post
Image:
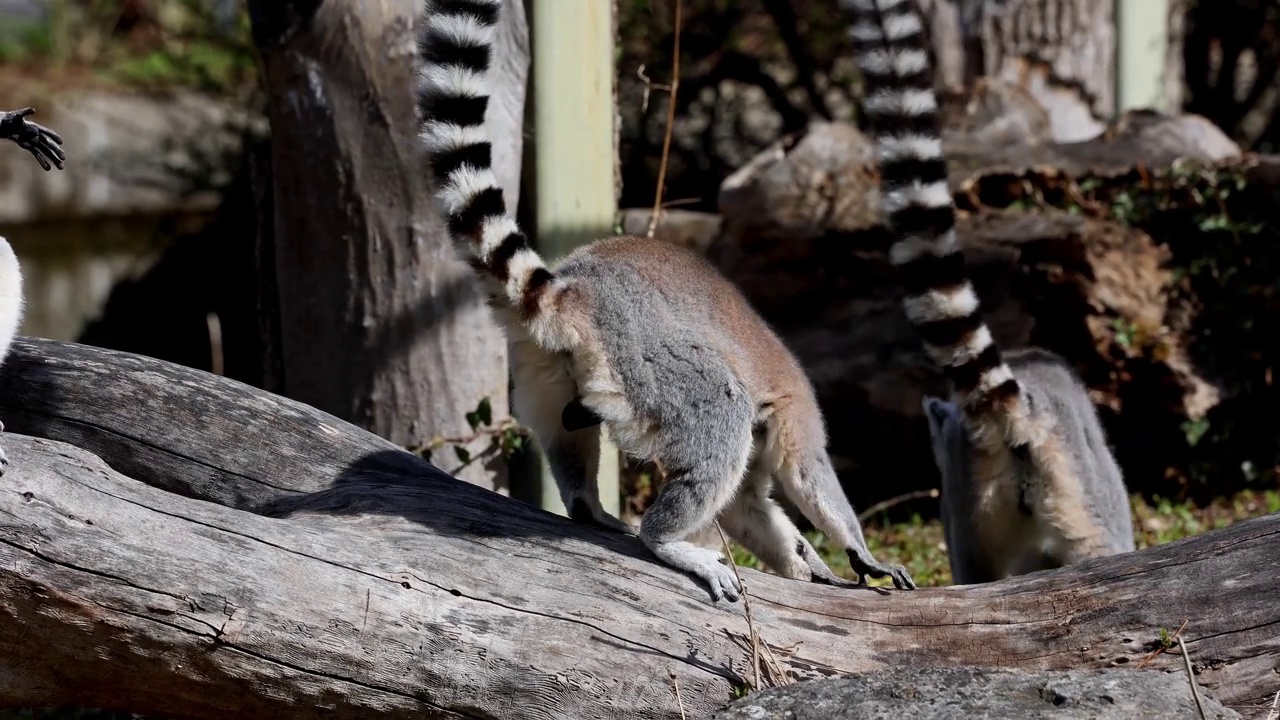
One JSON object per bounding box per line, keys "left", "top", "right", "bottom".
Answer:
{"left": 1116, "top": 0, "right": 1173, "bottom": 113}
{"left": 525, "top": 0, "right": 621, "bottom": 518}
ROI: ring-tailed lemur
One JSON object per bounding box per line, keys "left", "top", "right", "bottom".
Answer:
{"left": 415, "top": 0, "right": 914, "bottom": 600}
{"left": 0, "top": 237, "right": 24, "bottom": 475}
{"left": 841, "top": 0, "right": 1135, "bottom": 583}
{"left": 0, "top": 109, "right": 63, "bottom": 475}
{"left": 0, "top": 108, "right": 61, "bottom": 474}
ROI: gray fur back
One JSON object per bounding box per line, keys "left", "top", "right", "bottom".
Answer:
{"left": 1009, "top": 349, "right": 1137, "bottom": 552}
{"left": 555, "top": 245, "right": 754, "bottom": 467}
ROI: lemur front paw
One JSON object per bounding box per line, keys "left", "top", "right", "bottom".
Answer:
{"left": 847, "top": 549, "right": 917, "bottom": 590}
{"left": 685, "top": 547, "right": 741, "bottom": 603}
{"left": 0, "top": 419, "right": 8, "bottom": 477}
{"left": 696, "top": 552, "right": 742, "bottom": 603}
{"left": 648, "top": 541, "right": 741, "bottom": 602}
{"left": 561, "top": 397, "right": 603, "bottom": 432}
{"left": 1, "top": 107, "right": 65, "bottom": 171}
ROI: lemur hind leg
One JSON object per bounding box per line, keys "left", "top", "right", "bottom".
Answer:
{"left": 510, "top": 341, "right": 630, "bottom": 534}
{"left": 716, "top": 461, "right": 811, "bottom": 580}
{"left": 778, "top": 450, "right": 916, "bottom": 590}
{"left": 636, "top": 384, "right": 757, "bottom": 602}
{"left": 717, "top": 457, "right": 857, "bottom": 588}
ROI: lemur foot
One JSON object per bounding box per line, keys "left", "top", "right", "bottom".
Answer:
{"left": 650, "top": 540, "right": 741, "bottom": 603}
{"left": 567, "top": 497, "right": 635, "bottom": 535}
{"left": 795, "top": 538, "right": 860, "bottom": 588}
{"left": 0, "top": 419, "right": 8, "bottom": 477}
{"left": 847, "top": 548, "right": 916, "bottom": 590}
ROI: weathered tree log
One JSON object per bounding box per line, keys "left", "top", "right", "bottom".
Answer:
{"left": 1, "top": 438, "right": 1278, "bottom": 718}
{"left": 0, "top": 339, "right": 1278, "bottom": 718}
{"left": 713, "top": 666, "right": 1245, "bottom": 719}
{"left": 0, "top": 337, "right": 420, "bottom": 510}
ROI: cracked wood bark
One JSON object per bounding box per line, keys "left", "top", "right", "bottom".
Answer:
{"left": 921, "top": 0, "right": 1116, "bottom": 143}
{"left": 0, "top": 337, "right": 396, "bottom": 510}
{"left": 246, "top": 0, "right": 529, "bottom": 491}
{"left": 0, "top": 340, "right": 1278, "bottom": 718}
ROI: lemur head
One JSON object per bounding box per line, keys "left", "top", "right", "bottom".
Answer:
{"left": 922, "top": 395, "right": 969, "bottom": 483}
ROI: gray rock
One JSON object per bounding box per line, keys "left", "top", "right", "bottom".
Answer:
{"left": 0, "top": 89, "right": 265, "bottom": 224}
{"left": 709, "top": 665, "right": 1241, "bottom": 720}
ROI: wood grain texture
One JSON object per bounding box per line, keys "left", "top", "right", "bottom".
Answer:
{"left": 979, "top": 0, "right": 1116, "bottom": 142}
{"left": 0, "top": 335, "right": 1276, "bottom": 718}
{"left": 0, "top": 336, "right": 422, "bottom": 509}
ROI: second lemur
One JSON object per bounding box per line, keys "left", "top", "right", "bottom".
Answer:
{"left": 415, "top": 0, "right": 914, "bottom": 600}
{"left": 841, "top": 0, "right": 1135, "bottom": 583}
{"left": 0, "top": 106, "right": 60, "bottom": 475}
{"left": 0, "top": 237, "right": 24, "bottom": 475}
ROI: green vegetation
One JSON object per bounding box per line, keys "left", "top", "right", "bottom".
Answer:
{"left": 0, "top": 0, "right": 257, "bottom": 95}
{"left": 990, "top": 161, "right": 1280, "bottom": 498}
{"left": 726, "top": 488, "right": 1280, "bottom": 588}
{"left": 408, "top": 396, "right": 529, "bottom": 476}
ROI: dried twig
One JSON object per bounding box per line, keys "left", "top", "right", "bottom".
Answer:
{"left": 758, "top": 634, "right": 790, "bottom": 687}
{"left": 636, "top": 64, "right": 672, "bottom": 113}
{"left": 647, "top": 0, "right": 683, "bottom": 238}
{"left": 1264, "top": 689, "right": 1280, "bottom": 720}
{"left": 856, "top": 488, "right": 939, "bottom": 524}
{"left": 206, "top": 312, "right": 224, "bottom": 377}
{"left": 668, "top": 669, "right": 687, "bottom": 720}
{"left": 714, "top": 522, "right": 791, "bottom": 690}
{"left": 715, "top": 521, "right": 762, "bottom": 690}
{"left": 1135, "top": 619, "right": 1189, "bottom": 669}
{"left": 1177, "top": 636, "right": 1207, "bottom": 720}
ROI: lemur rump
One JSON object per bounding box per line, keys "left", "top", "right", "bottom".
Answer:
{"left": 842, "top": 0, "right": 1135, "bottom": 583}
{"left": 416, "top": 0, "right": 913, "bottom": 600}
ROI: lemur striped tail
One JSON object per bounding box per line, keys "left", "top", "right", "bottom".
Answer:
{"left": 416, "top": 0, "right": 553, "bottom": 316}
{"left": 840, "top": 0, "right": 1020, "bottom": 414}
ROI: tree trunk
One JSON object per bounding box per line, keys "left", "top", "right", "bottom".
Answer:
{"left": 245, "top": 0, "right": 529, "bottom": 491}
{"left": 0, "top": 339, "right": 1278, "bottom": 719}
{"left": 1163, "top": 0, "right": 1187, "bottom": 114}
{"left": 926, "top": 0, "right": 1116, "bottom": 143}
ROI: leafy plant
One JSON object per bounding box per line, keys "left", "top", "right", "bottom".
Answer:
{"left": 412, "top": 397, "right": 528, "bottom": 475}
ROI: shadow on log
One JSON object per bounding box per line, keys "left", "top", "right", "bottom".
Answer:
{"left": 0, "top": 339, "right": 1277, "bottom": 718}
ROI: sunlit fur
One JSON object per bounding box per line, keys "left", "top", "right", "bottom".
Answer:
{"left": 415, "top": 0, "right": 914, "bottom": 600}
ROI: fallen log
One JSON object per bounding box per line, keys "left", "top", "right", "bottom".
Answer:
{"left": 0, "top": 340, "right": 1277, "bottom": 718}
{"left": 0, "top": 337, "right": 419, "bottom": 509}
{"left": 712, "top": 666, "right": 1245, "bottom": 719}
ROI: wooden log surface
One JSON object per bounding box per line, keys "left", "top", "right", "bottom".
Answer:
{"left": 0, "top": 337, "right": 421, "bottom": 510}
{"left": 1, "top": 339, "right": 1278, "bottom": 718}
